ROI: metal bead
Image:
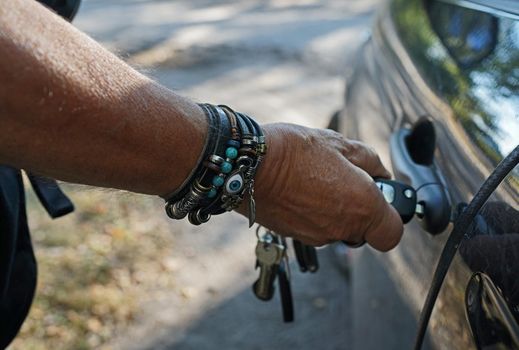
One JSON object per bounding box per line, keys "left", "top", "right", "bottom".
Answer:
{"left": 236, "top": 156, "right": 253, "bottom": 167}
{"left": 188, "top": 211, "right": 201, "bottom": 225}
{"left": 196, "top": 209, "right": 211, "bottom": 223}
{"left": 208, "top": 154, "right": 225, "bottom": 164}
{"left": 188, "top": 210, "right": 211, "bottom": 225}
{"left": 165, "top": 202, "right": 176, "bottom": 219}
{"left": 194, "top": 178, "right": 212, "bottom": 192}
{"left": 242, "top": 139, "right": 256, "bottom": 146}
{"left": 239, "top": 148, "right": 257, "bottom": 157}
{"left": 204, "top": 160, "right": 221, "bottom": 173}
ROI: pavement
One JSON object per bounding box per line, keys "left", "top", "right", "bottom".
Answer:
{"left": 73, "top": 1, "right": 381, "bottom": 349}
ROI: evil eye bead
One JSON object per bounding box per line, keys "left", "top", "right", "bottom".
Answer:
{"left": 225, "top": 174, "right": 244, "bottom": 194}
{"left": 225, "top": 147, "right": 238, "bottom": 160}
{"left": 212, "top": 175, "right": 225, "bottom": 187}
{"left": 220, "top": 161, "right": 233, "bottom": 174}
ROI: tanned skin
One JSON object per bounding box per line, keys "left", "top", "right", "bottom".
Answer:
{"left": 0, "top": 0, "right": 402, "bottom": 250}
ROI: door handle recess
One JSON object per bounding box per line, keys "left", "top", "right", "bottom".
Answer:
{"left": 390, "top": 118, "right": 451, "bottom": 234}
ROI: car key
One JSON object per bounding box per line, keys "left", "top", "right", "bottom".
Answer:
{"left": 374, "top": 178, "right": 418, "bottom": 224}
{"left": 252, "top": 232, "right": 285, "bottom": 301}
{"left": 293, "top": 239, "right": 319, "bottom": 273}
{"left": 343, "top": 179, "right": 421, "bottom": 248}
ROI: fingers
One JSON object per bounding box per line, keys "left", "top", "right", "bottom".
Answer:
{"left": 252, "top": 124, "right": 403, "bottom": 251}
{"left": 325, "top": 131, "right": 401, "bottom": 250}
{"left": 342, "top": 140, "right": 391, "bottom": 179}
{"left": 337, "top": 166, "right": 403, "bottom": 251}
{"left": 323, "top": 129, "right": 391, "bottom": 179}
{"left": 364, "top": 197, "right": 404, "bottom": 251}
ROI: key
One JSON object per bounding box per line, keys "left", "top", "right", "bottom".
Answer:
{"left": 278, "top": 257, "right": 294, "bottom": 323}
{"left": 374, "top": 178, "right": 418, "bottom": 224}
{"left": 252, "top": 232, "right": 285, "bottom": 301}
{"left": 293, "top": 239, "right": 308, "bottom": 272}
{"left": 293, "top": 240, "right": 319, "bottom": 273}
{"left": 273, "top": 234, "right": 294, "bottom": 322}
{"left": 343, "top": 179, "right": 419, "bottom": 248}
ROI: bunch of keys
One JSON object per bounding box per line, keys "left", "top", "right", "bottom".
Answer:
{"left": 252, "top": 178, "right": 422, "bottom": 322}
{"left": 252, "top": 227, "right": 320, "bottom": 323}
{"left": 252, "top": 228, "right": 294, "bottom": 322}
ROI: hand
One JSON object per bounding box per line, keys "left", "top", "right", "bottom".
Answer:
{"left": 248, "top": 123, "right": 403, "bottom": 251}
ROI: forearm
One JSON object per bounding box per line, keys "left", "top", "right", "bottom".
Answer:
{"left": 0, "top": 0, "right": 404, "bottom": 250}
{"left": 0, "top": 0, "right": 206, "bottom": 195}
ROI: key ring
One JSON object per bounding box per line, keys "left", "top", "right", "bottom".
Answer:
{"left": 255, "top": 225, "right": 265, "bottom": 240}
{"left": 255, "top": 225, "right": 274, "bottom": 242}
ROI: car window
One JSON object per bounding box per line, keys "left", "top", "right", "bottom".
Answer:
{"left": 444, "top": 0, "right": 519, "bottom": 18}
{"left": 427, "top": 1, "right": 518, "bottom": 165}
{"left": 429, "top": 2, "right": 498, "bottom": 68}
{"left": 392, "top": 0, "right": 518, "bottom": 167}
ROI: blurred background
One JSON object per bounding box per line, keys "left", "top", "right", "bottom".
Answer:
{"left": 10, "top": 0, "right": 381, "bottom": 349}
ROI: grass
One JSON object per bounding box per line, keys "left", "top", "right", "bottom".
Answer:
{"left": 9, "top": 182, "right": 177, "bottom": 350}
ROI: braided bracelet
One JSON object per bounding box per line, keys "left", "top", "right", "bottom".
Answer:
{"left": 164, "top": 104, "right": 267, "bottom": 227}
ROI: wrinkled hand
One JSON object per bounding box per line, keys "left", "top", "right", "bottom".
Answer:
{"left": 247, "top": 123, "right": 403, "bottom": 251}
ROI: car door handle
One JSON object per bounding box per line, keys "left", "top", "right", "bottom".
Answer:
{"left": 465, "top": 273, "right": 519, "bottom": 349}
{"left": 390, "top": 118, "right": 451, "bottom": 234}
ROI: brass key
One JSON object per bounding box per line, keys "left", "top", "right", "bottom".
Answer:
{"left": 252, "top": 232, "right": 285, "bottom": 301}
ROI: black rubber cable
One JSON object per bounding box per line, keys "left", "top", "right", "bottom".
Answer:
{"left": 414, "top": 145, "right": 519, "bottom": 350}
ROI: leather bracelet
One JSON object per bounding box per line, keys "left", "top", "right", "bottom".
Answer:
{"left": 164, "top": 104, "right": 266, "bottom": 227}
{"left": 161, "top": 104, "right": 218, "bottom": 201}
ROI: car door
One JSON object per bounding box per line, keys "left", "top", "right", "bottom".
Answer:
{"left": 338, "top": 0, "right": 518, "bottom": 348}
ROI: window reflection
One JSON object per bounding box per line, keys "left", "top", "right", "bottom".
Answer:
{"left": 429, "top": 1, "right": 498, "bottom": 68}
{"left": 393, "top": 0, "right": 518, "bottom": 166}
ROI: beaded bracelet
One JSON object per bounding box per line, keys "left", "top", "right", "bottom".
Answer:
{"left": 165, "top": 104, "right": 267, "bottom": 227}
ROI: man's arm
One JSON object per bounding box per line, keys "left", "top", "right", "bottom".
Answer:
{"left": 0, "top": 0, "right": 206, "bottom": 195}
{"left": 0, "top": 0, "right": 403, "bottom": 250}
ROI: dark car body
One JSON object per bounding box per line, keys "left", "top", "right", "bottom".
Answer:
{"left": 335, "top": 0, "right": 518, "bottom": 348}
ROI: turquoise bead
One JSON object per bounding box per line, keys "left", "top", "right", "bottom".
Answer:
{"left": 225, "top": 147, "right": 238, "bottom": 159}
{"left": 220, "top": 161, "right": 233, "bottom": 174}
{"left": 212, "top": 175, "right": 224, "bottom": 187}
{"left": 207, "top": 188, "right": 218, "bottom": 198}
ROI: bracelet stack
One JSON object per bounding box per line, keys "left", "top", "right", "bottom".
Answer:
{"left": 164, "top": 104, "right": 267, "bottom": 227}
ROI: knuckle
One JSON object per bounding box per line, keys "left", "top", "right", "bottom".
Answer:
{"left": 349, "top": 140, "right": 362, "bottom": 152}
{"left": 340, "top": 140, "right": 356, "bottom": 156}
{"left": 353, "top": 141, "right": 377, "bottom": 158}
{"left": 364, "top": 145, "right": 378, "bottom": 159}
{"left": 324, "top": 129, "right": 343, "bottom": 140}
